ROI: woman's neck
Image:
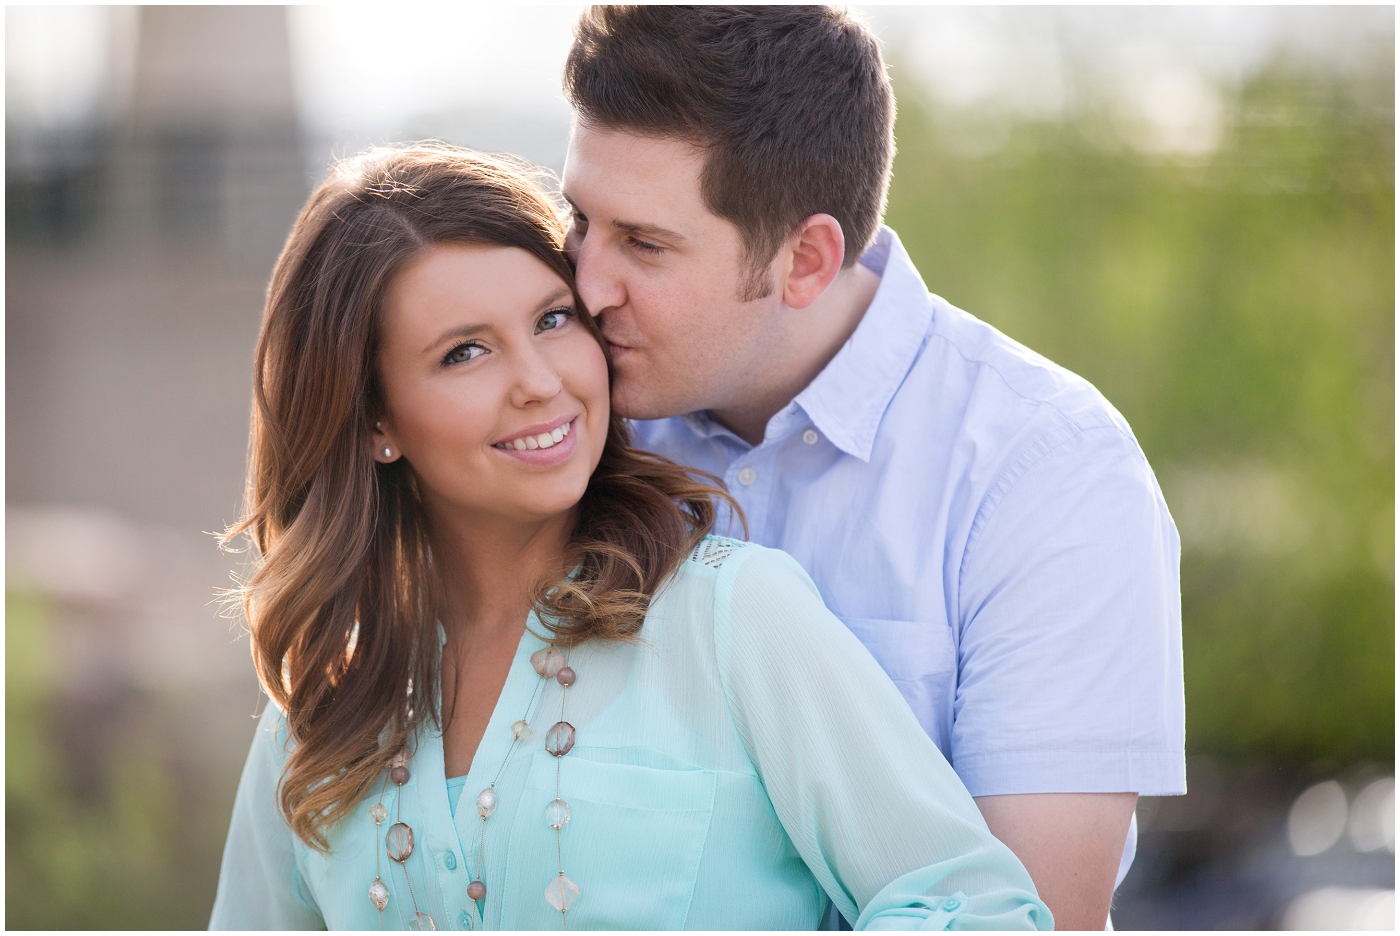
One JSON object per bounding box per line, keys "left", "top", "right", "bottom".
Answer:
{"left": 429, "top": 505, "right": 576, "bottom": 640}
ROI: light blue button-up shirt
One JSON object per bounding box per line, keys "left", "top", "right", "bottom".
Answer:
{"left": 633, "top": 227, "right": 1187, "bottom": 883}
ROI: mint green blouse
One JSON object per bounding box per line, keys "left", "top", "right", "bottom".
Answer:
{"left": 209, "top": 538, "right": 1052, "bottom": 931}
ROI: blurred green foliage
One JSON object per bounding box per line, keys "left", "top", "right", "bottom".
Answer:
{"left": 5, "top": 593, "right": 237, "bottom": 929}
{"left": 886, "top": 63, "right": 1394, "bottom": 761}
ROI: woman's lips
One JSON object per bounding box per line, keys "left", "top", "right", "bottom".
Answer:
{"left": 491, "top": 418, "right": 578, "bottom": 466}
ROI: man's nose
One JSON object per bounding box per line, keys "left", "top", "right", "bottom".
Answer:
{"left": 572, "top": 228, "right": 626, "bottom": 317}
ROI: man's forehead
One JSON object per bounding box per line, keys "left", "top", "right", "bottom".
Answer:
{"left": 563, "top": 125, "right": 708, "bottom": 215}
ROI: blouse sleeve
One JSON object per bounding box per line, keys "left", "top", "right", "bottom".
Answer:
{"left": 208, "top": 701, "right": 326, "bottom": 931}
{"left": 711, "top": 545, "right": 1053, "bottom": 931}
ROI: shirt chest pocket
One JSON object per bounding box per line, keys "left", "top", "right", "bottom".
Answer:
{"left": 500, "top": 751, "right": 718, "bottom": 930}
{"left": 837, "top": 617, "right": 957, "bottom": 753}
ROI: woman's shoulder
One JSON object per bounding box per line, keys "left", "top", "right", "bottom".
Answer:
{"left": 682, "top": 534, "right": 752, "bottom": 570}
{"left": 247, "top": 694, "right": 296, "bottom": 767}
{"left": 672, "top": 535, "right": 822, "bottom": 611}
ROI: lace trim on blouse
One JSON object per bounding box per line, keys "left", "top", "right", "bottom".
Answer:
{"left": 689, "top": 536, "right": 747, "bottom": 568}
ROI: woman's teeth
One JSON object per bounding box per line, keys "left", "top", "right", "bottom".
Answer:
{"left": 499, "top": 420, "right": 571, "bottom": 452}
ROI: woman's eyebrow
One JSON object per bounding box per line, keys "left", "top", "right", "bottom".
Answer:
{"left": 532, "top": 286, "right": 574, "bottom": 312}
{"left": 423, "top": 322, "right": 487, "bottom": 355}
{"left": 422, "top": 288, "right": 574, "bottom": 355}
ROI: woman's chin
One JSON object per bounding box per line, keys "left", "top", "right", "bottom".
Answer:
{"left": 506, "top": 476, "right": 592, "bottom": 525}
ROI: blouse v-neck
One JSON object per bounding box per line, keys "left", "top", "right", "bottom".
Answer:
{"left": 434, "top": 616, "right": 551, "bottom": 818}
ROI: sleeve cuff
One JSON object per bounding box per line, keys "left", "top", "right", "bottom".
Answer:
{"left": 953, "top": 750, "right": 1187, "bottom": 797}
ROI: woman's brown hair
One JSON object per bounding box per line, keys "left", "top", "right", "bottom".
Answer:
{"left": 224, "top": 143, "right": 737, "bottom": 850}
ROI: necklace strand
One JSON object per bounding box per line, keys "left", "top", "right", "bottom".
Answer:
{"left": 369, "top": 752, "right": 435, "bottom": 929}
{"left": 366, "top": 643, "right": 580, "bottom": 930}
{"left": 464, "top": 664, "right": 549, "bottom": 925}
{"left": 538, "top": 645, "right": 580, "bottom": 928}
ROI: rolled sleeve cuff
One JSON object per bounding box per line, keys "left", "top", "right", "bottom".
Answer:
{"left": 953, "top": 750, "right": 1187, "bottom": 798}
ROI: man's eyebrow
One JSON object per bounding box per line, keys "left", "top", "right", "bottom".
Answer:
{"left": 614, "top": 219, "right": 687, "bottom": 243}
{"left": 421, "top": 287, "right": 574, "bottom": 355}
{"left": 561, "top": 194, "right": 685, "bottom": 243}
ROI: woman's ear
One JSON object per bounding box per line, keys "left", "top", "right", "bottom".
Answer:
{"left": 371, "top": 419, "right": 401, "bottom": 463}
{"left": 781, "top": 214, "right": 846, "bottom": 310}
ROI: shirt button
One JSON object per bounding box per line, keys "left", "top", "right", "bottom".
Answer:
{"left": 942, "top": 896, "right": 963, "bottom": 912}
{"left": 736, "top": 467, "right": 757, "bottom": 486}
{"left": 802, "top": 429, "right": 819, "bottom": 445}
{"left": 459, "top": 911, "right": 472, "bottom": 928}
{"left": 444, "top": 850, "right": 457, "bottom": 870}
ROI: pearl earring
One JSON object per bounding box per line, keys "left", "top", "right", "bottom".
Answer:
{"left": 382, "top": 447, "right": 393, "bottom": 459}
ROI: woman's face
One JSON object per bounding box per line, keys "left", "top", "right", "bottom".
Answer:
{"left": 373, "top": 243, "right": 610, "bottom": 529}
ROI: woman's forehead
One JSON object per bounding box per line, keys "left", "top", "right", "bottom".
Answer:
{"left": 382, "top": 244, "right": 570, "bottom": 348}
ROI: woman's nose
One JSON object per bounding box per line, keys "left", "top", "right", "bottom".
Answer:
{"left": 510, "top": 344, "right": 564, "bottom": 407}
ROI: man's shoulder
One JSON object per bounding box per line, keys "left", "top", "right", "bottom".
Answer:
{"left": 912, "top": 293, "right": 1131, "bottom": 441}
{"left": 861, "top": 227, "right": 1131, "bottom": 447}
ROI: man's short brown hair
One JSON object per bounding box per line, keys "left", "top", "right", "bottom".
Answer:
{"left": 564, "top": 6, "right": 895, "bottom": 299}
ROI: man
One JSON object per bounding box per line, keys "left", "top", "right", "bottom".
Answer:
{"left": 560, "top": 7, "right": 1184, "bottom": 929}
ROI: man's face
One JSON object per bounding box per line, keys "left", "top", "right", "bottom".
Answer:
{"left": 562, "top": 125, "right": 782, "bottom": 421}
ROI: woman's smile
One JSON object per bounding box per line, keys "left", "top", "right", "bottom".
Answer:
{"left": 490, "top": 415, "right": 578, "bottom": 466}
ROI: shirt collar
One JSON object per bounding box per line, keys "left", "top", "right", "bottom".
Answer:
{"left": 792, "top": 226, "right": 932, "bottom": 462}
{"left": 673, "top": 226, "right": 931, "bottom": 460}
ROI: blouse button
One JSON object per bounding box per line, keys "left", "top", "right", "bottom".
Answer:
{"left": 444, "top": 850, "right": 457, "bottom": 870}
{"left": 942, "top": 895, "right": 963, "bottom": 912}
{"left": 803, "top": 429, "right": 819, "bottom": 445}
{"left": 736, "top": 467, "right": 757, "bottom": 486}
{"left": 459, "top": 911, "right": 472, "bottom": 928}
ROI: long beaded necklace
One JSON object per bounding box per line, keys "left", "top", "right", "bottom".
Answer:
{"left": 538, "top": 646, "right": 580, "bottom": 925}
{"left": 369, "top": 752, "right": 435, "bottom": 930}
{"left": 366, "top": 643, "right": 581, "bottom": 930}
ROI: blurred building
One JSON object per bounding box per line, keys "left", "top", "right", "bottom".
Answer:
{"left": 7, "top": 7, "right": 304, "bottom": 927}
{"left": 9, "top": 6, "right": 303, "bottom": 533}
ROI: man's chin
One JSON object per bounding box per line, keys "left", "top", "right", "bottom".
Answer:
{"left": 610, "top": 380, "right": 681, "bottom": 422}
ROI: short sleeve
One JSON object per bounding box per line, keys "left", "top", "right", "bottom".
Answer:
{"left": 954, "top": 425, "right": 1185, "bottom": 797}
{"left": 712, "top": 545, "right": 1052, "bottom": 931}
{"left": 209, "top": 700, "right": 325, "bottom": 931}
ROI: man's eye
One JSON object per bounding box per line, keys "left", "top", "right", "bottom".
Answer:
{"left": 537, "top": 308, "right": 577, "bottom": 332}
{"left": 628, "top": 236, "right": 664, "bottom": 256}
{"left": 443, "top": 342, "right": 484, "bottom": 365}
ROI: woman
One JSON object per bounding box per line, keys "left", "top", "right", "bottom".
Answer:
{"left": 209, "top": 144, "right": 1051, "bottom": 931}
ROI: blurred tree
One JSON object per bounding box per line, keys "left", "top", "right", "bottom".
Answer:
{"left": 886, "top": 61, "right": 1394, "bottom": 761}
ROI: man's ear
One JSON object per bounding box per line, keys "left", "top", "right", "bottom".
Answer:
{"left": 781, "top": 214, "right": 846, "bottom": 310}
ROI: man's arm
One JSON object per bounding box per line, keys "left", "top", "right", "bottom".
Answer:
{"left": 975, "top": 793, "right": 1137, "bottom": 930}
{"left": 951, "top": 426, "right": 1183, "bottom": 928}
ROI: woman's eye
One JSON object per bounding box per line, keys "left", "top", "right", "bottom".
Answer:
{"left": 443, "top": 342, "right": 484, "bottom": 366}
{"left": 536, "top": 307, "right": 576, "bottom": 333}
